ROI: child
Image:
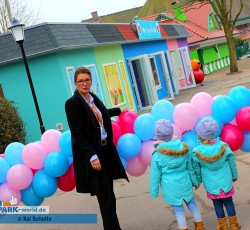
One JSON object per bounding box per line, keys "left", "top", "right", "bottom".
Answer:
{"left": 193, "top": 117, "right": 240, "bottom": 230}
{"left": 150, "top": 119, "right": 205, "bottom": 230}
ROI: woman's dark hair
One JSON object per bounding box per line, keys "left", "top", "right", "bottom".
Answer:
{"left": 74, "top": 66, "right": 92, "bottom": 82}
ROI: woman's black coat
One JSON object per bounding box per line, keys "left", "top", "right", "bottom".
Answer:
{"left": 65, "top": 90, "right": 128, "bottom": 195}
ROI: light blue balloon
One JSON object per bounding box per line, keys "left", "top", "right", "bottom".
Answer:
{"left": 228, "top": 86, "right": 250, "bottom": 111}
{"left": 117, "top": 134, "right": 142, "bottom": 158}
{"left": 151, "top": 100, "right": 175, "bottom": 123}
{"left": 119, "top": 156, "right": 128, "bottom": 170}
{"left": 59, "top": 130, "right": 72, "bottom": 157}
{"left": 21, "top": 185, "right": 44, "bottom": 206}
{"left": 5, "top": 142, "right": 25, "bottom": 166}
{"left": 212, "top": 96, "right": 237, "bottom": 124}
{"left": 32, "top": 169, "right": 58, "bottom": 198}
{"left": 0, "top": 158, "right": 10, "bottom": 183}
{"left": 240, "top": 131, "right": 250, "bottom": 152}
{"left": 182, "top": 130, "right": 198, "bottom": 152}
{"left": 134, "top": 114, "right": 156, "bottom": 141}
{"left": 44, "top": 152, "right": 69, "bottom": 177}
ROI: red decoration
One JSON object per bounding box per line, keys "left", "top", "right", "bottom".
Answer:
{"left": 193, "top": 69, "right": 205, "bottom": 84}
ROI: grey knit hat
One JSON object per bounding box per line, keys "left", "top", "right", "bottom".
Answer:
{"left": 195, "top": 118, "right": 219, "bottom": 140}
{"left": 154, "top": 119, "right": 174, "bottom": 141}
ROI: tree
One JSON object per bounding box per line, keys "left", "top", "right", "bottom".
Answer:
{"left": 178, "top": 0, "right": 244, "bottom": 73}
{"left": 0, "top": 0, "right": 42, "bottom": 33}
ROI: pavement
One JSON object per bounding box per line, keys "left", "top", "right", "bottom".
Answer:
{"left": 1, "top": 58, "right": 250, "bottom": 230}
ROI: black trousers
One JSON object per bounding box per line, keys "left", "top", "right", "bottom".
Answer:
{"left": 96, "top": 146, "right": 121, "bottom": 230}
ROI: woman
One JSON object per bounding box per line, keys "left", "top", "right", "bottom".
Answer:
{"left": 65, "top": 66, "right": 128, "bottom": 230}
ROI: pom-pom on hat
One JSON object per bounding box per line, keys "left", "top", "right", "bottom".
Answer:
{"left": 195, "top": 118, "right": 219, "bottom": 140}
{"left": 154, "top": 119, "right": 174, "bottom": 142}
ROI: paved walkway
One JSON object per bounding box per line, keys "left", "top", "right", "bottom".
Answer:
{"left": 1, "top": 58, "right": 250, "bottom": 230}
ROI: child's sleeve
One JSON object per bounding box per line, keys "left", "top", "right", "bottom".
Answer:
{"left": 186, "top": 152, "right": 198, "bottom": 186}
{"left": 192, "top": 151, "right": 202, "bottom": 184}
{"left": 150, "top": 153, "right": 161, "bottom": 199}
{"left": 226, "top": 145, "right": 238, "bottom": 180}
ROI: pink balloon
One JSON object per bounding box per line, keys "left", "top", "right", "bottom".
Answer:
{"left": 220, "top": 124, "right": 244, "bottom": 151}
{"left": 0, "top": 183, "right": 21, "bottom": 205}
{"left": 173, "top": 103, "right": 198, "bottom": 131}
{"left": 138, "top": 140, "right": 155, "bottom": 166}
{"left": 111, "top": 121, "right": 122, "bottom": 146}
{"left": 236, "top": 106, "right": 250, "bottom": 131}
{"left": 41, "top": 129, "right": 62, "bottom": 154}
{"left": 22, "top": 143, "right": 47, "bottom": 169}
{"left": 126, "top": 155, "right": 147, "bottom": 177}
{"left": 173, "top": 124, "right": 183, "bottom": 140}
{"left": 190, "top": 92, "right": 213, "bottom": 119}
{"left": 116, "top": 110, "right": 138, "bottom": 134}
{"left": 7, "top": 164, "right": 33, "bottom": 190}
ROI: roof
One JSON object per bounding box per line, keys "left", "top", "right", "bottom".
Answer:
{"left": 242, "top": 32, "right": 250, "bottom": 40}
{"left": 0, "top": 22, "right": 189, "bottom": 65}
{"left": 142, "top": 2, "right": 240, "bottom": 45}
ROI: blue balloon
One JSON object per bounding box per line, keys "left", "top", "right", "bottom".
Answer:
{"left": 151, "top": 100, "right": 175, "bottom": 123}
{"left": 240, "top": 131, "right": 250, "bottom": 152}
{"left": 182, "top": 130, "right": 198, "bottom": 152}
{"left": 198, "top": 115, "right": 223, "bottom": 138}
{"left": 21, "top": 185, "right": 44, "bottom": 206}
{"left": 117, "top": 134, "right": 142, "bottom": 158}
{"left": 119, "top": 156, "right": 128, "bottom": 170}
{"left": 5, "top": 142, "right": 25, "bottom": 166}
{"left": 134, "top": 114, "right": 156, "bottom": 141}
{"left": 0, "top": 158, "right": 10, "bottom": 183}
{"left": 32, "top": 169, "right": 58, "bottom": 198}
{"left": 44, "top": 152, "right": 69, "bottom": 177}
{"left": 59, "top": 131, "right": 73, "bottom": 157}
{"left": 228, "top": 86, "right": 250, "bottom": 111}
{"left": 212, "top": 96, "right": 237, "bottom": 123}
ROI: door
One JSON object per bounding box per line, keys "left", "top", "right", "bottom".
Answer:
{"left": 149, "top": 51, "right": 174, "bottom": 100}
{"left": 127, "top": 55, "right": 158, "bottom": 112}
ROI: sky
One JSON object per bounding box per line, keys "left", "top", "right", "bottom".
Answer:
{"left": 27, "top": 0, "right": 147, "bottom": 23}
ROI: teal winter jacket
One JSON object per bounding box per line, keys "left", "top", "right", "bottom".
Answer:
{"left": 150, "top": 139, "right": 198, "bottom": 206}
{"left": 192, "top": 138, "right": 238, "bottom": 195}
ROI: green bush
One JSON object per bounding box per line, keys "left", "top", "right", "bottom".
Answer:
{"left": 0, "top": 97, "right": 26, "bottom": 153}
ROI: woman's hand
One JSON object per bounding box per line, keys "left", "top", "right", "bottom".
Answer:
{"left": 91, "top": 159, "right": 102, "bottom": 171}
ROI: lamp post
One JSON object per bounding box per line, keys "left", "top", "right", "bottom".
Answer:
{"left": 9, "top": 18, "right": 45, "bottom": 134}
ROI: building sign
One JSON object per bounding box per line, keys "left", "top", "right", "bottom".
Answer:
{"left": 135, "top": 20, "right": 162, "bottom": 40}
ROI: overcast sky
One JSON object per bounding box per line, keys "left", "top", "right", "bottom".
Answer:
{"left": 27, "top": 0, "right": 147, "bottom": 23}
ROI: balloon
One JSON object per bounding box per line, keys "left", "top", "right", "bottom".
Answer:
{"left": 240, "top": 131, "right": 250, "bottom": 152}
{"left": 193, "top": 69, "right": 204, "bottom": 84}
{"left": 22, "top": 142, "right": 47, "bottom": 169}
{"left": 138, "top": 140, "right": 155, "bottom": 166}
{"left": 41, "top": 129, "right": 62, "bottom": 154}
{"left": 4, "top": 142, "right": 25, "bottom": 166}
{"left": 57, "top": 167, "right": 76, "bottom": 192}
{"left": 0, "top": 158, "right": 10, "bottom": 183}
{"left": 134, "top": 114, "right": 156, "bottom": 141}
{"left": 172, "top": 124, "right": 183, "bottom": 140}
{"left": 44, "top": 152, "right": 69, "bottom": 177}
{"left": 59, "top": 130, "right": 73, "bottom": 157}
{"left": 220, "top": 124, "right": 244, "bottom": 151}
{"left": 236, "top": 106, "right": 250, "bottom": 131}
{"left": 212, "top": 96, "right": 237, "bottom": 123}
{"left": 191, "top": 59, "right": 201, "bottom": 71}
{"left": 151, "top": 100, "right": 175, "bottom": 123}
{"left": 0, "top": 154, "right": 4, "bottom": 158}
{"left": 119, "top": 156, "right": 128, "bottom": 170}
{"left": 173, "top": 103, "right": 198, "bottom": 131}
{"left": 116, "top": 110, "right": 138, "bottom": 134}
{"left": 182, "top": 130, "right": 198, "bottom": 152}
{"left": 7, "top": 164, "right": 33, "bottom": 190}
{"left": 126, "top": 156, "right": 147, "bottom": 177}
{"left": 111, "top": 121, "right": 122, "bottom": 146}
{"left": 68, "top": 163, "right": 75, "bottom": 183}
{"left": 0, "top": 183, "right": 21, "bottom": 205}
{"left": 117, "top": 134, "right": 142, "bottom": 158}
{"left": 190, "top": 92, "right": 213, "bottom": 119}
{"left": 32, "top": 169, "right": 58, "bottom": 198}
{"left": 228, "top": 86, "right": 250, "bottom": 110}
{"left": 21, "top": 185, "right": 44, "bottom": 206}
